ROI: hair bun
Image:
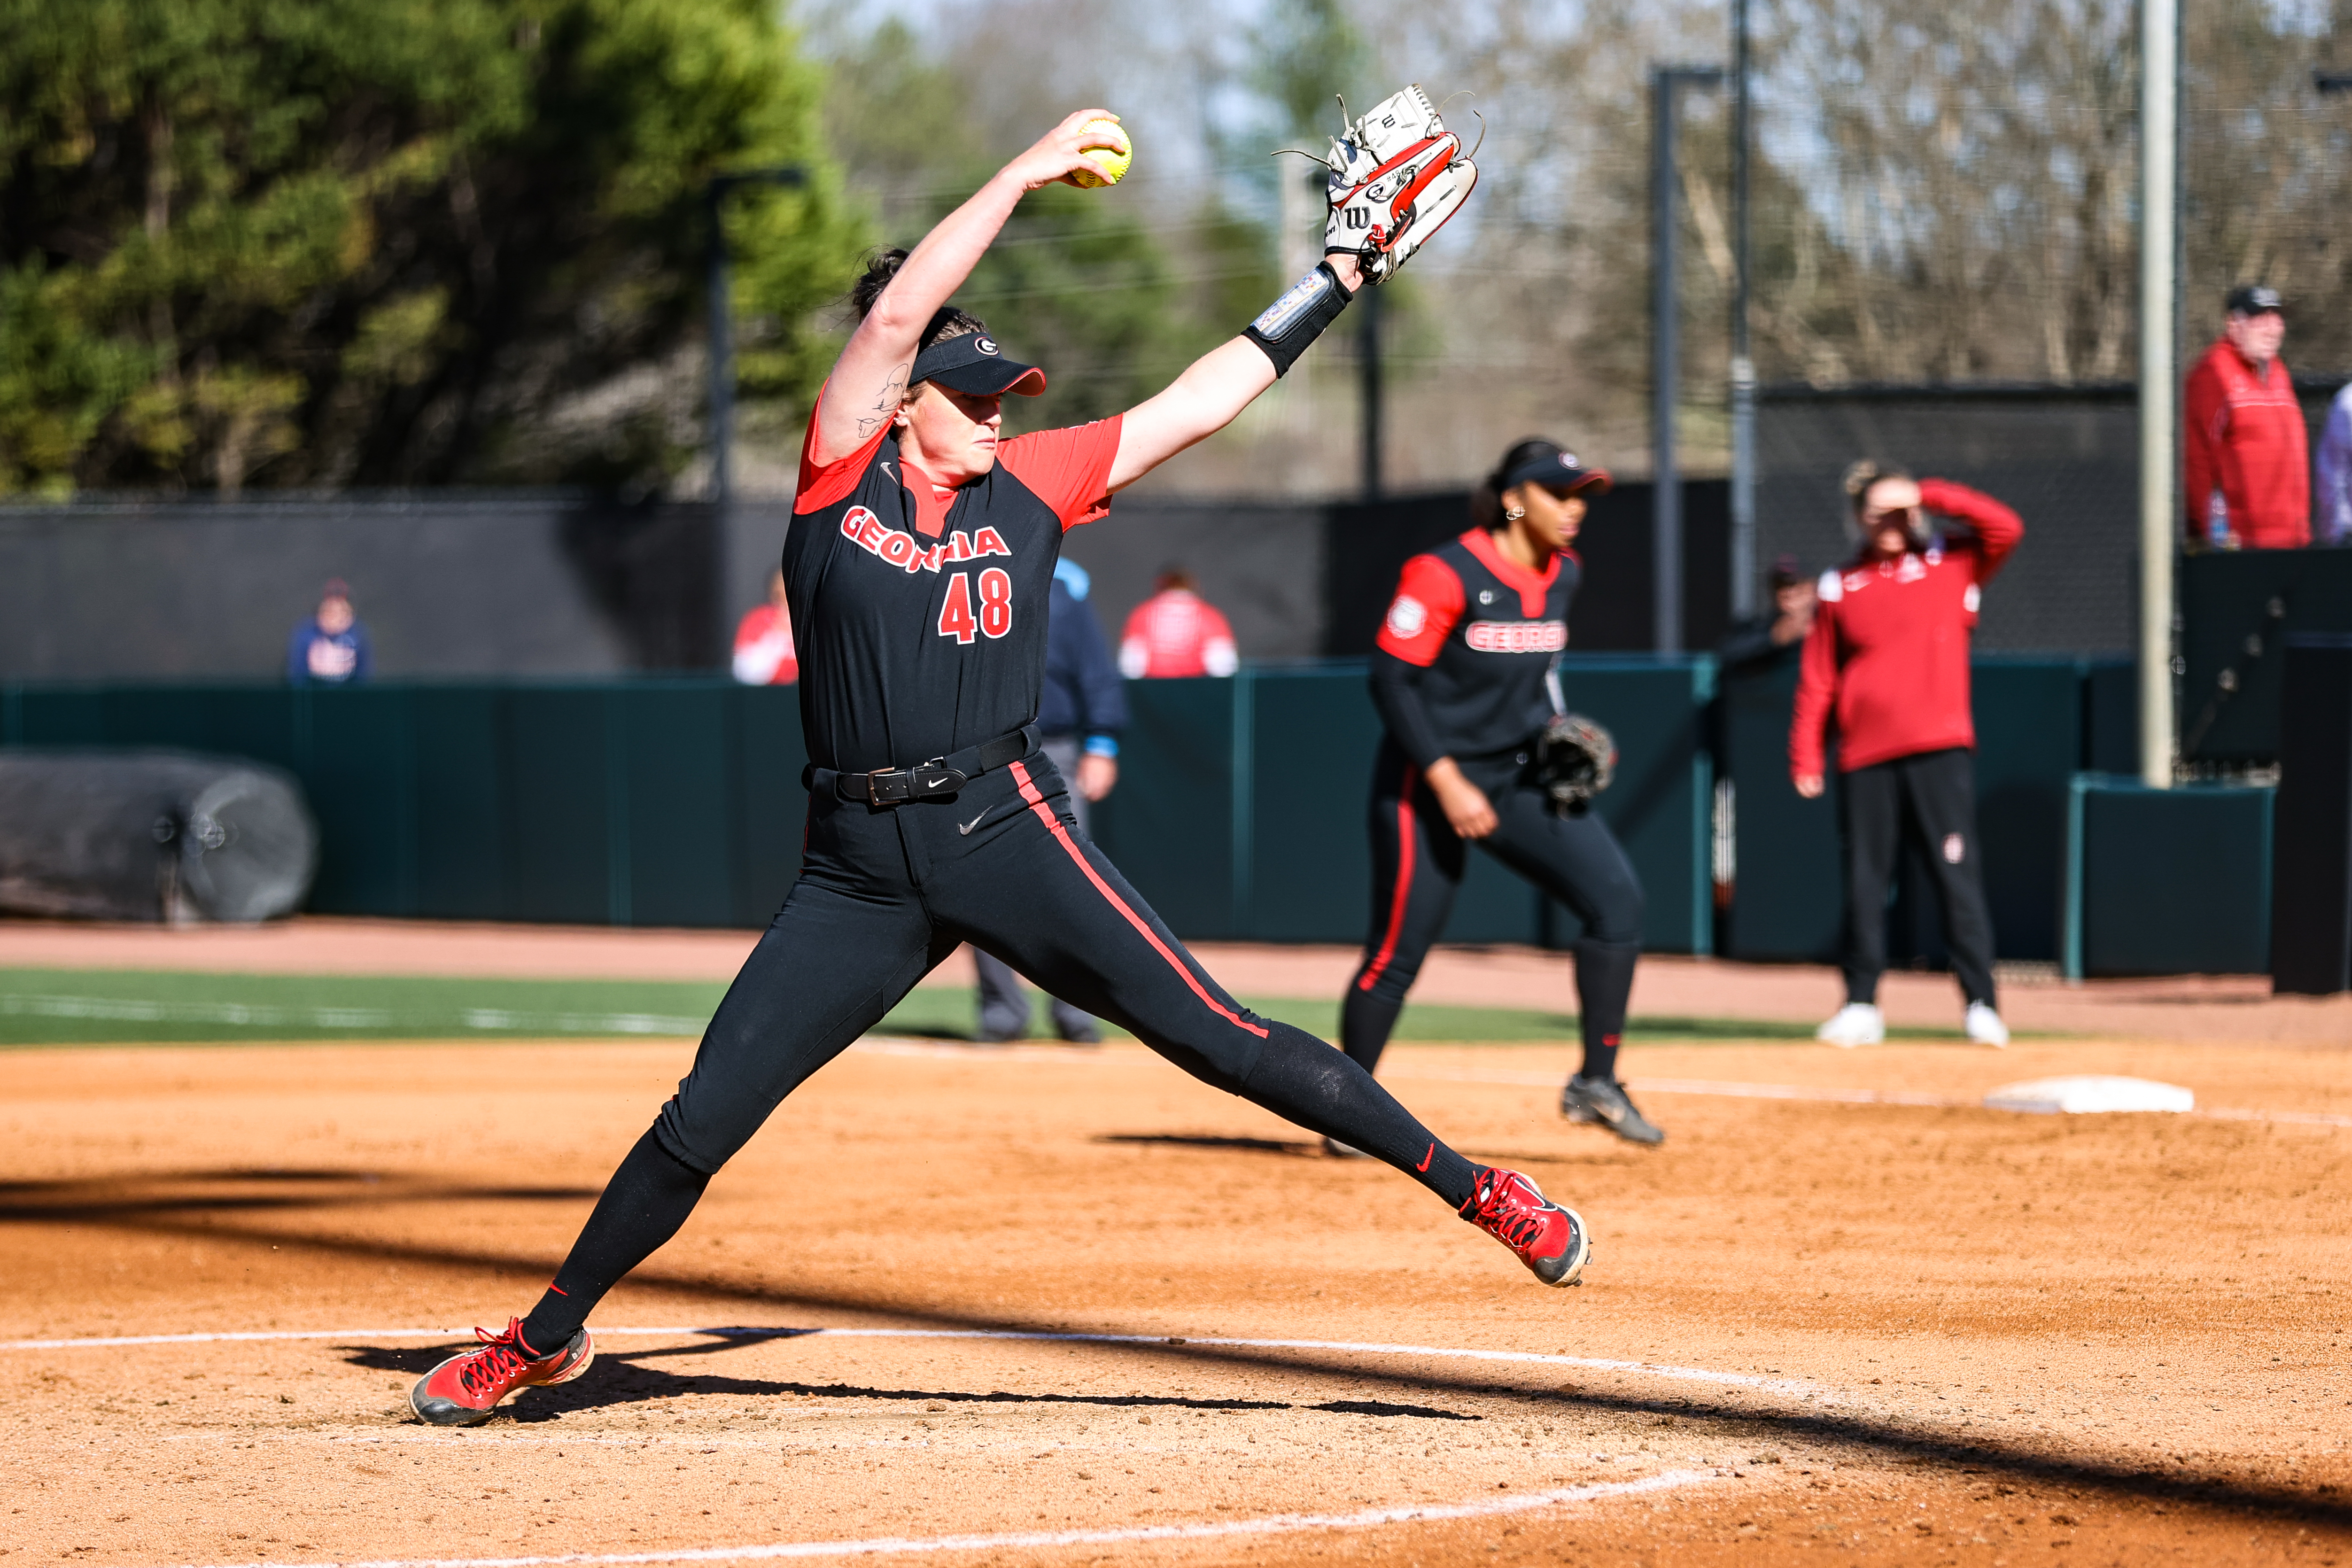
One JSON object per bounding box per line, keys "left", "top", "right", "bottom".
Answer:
{"left": 1841, "top": 459, "right": 1881, "bottom": 501}
{"left": 848, "top": 248, "right": 910, "bottom": 322}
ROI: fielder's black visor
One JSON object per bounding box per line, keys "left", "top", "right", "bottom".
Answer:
{"left": 912, "top": 332, "right": 1047, "bottom": 397}
{"left": 1499, "top": 446, "right": 1612, "bottom": 498}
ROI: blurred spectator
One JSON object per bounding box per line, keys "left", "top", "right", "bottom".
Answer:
{"left": 732, "top": 569, "right": 799, "bottom": 685}
{"left": 1118, "top": 566, "right": 1237, "bottom": 677}
{"left": 1716, "top": 554, "right": 1817, "bottom": 673}
{"left": 2184, "top": 285, "right": 2308, "bottom": 550}
{"left": 1793, "top": 464, "right": 2023, "bottom": 1050}
{"left": 2313, "top": 382, "right": 2352, "bottom": 546}
{"left": 286, "top": 579, "right": 371, "bottom": 685}
{"left": 974, "top": 557, "right": 1126, "bottom": 1043}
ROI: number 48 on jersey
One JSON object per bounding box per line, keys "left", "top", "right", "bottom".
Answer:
{"left": 936, "top": 568, "right": 1013, "bottom": 644}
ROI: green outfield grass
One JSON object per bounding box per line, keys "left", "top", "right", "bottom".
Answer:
{"left": 0, "top": 967, "right": 1992, "bottom": 1048}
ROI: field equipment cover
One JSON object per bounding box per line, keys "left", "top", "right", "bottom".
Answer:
{"left": 0, "top": 751, "right": 318, "bottom": 922}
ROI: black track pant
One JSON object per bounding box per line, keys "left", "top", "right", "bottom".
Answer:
{"left": 516, "top": 748, "right": 1478, "bottom": 1355}
{"left": 1341, "top": 740, "right": 1645, "bottom": 1081}
{"left": 1838, "top": 746, "right": 1997, "bottom": 1009}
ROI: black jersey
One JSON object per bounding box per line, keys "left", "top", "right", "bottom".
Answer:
{"left": 786, "top": 412, "right": 1123, "bottom": 774}
{"left": 1371, "top": 528, "right": 1577, "bottom": 765}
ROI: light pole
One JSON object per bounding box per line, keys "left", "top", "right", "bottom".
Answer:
{"left": 1653, "top": 64, "right": 1723, "bottom": 654}
{"left": 706, "top": 167, "right": 806, "bottom": 507}
{"left": 1728, "top": 0, "right": 1757, "bottom": 624}
{"left": 2138, "top": 0, "right": 2178, "bottom": 786}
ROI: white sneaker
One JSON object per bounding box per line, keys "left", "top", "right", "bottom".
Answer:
{"left": 1964, "top": 1001, "right": 2010, "bottom": 1048}
{"left": 1816, "top": 1002, "right": 1885, "bottom": 1048}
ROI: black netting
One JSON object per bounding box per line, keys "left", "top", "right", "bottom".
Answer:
{"left": 1758, "top": 390, "right": 2140, "bottom": 654}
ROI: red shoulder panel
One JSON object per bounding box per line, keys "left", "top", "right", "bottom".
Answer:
{"left": 1375, "top": 553, "right": 1467, "bottom": 667}
{"left": 997, "top": 417, "right": 1126, "bottom": 530}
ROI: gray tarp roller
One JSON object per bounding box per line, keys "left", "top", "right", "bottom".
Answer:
{"left": 0, "top": 751, "right": 318, "bottom": 923}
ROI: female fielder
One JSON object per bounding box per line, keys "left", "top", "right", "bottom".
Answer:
{"left": 1793, "top": 463, "right": 2024, "bottom": 1048}
{"left": 411, "top": 101, "right": 1591, "bottom": 1427}
{"left": 1340, "top": 439, "right": 1661, "bottom": 1147}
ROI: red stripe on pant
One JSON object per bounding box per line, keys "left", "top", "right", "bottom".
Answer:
{"left": 1356, "top": 761, "right": 1421, "bottom": 992}
{"left": 1007, "top": 761, "right": 1269, "bottom": 1040}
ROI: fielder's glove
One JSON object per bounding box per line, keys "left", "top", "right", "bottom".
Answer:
{"left": 1537, "top": 714, "right": 1616, "bottom": 814}
{"left": 1322, "top": 85, "right": 1480, "bottom": 285}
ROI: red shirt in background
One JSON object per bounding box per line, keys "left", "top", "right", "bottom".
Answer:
{"left": 732, "top": 603, "right": 798, "bottom": 685}
{"left": 2183, "top": 339, "right": 2310, "bottom": 549}
{"left": 1119, "top": 589, "right": 1237, "bottom": 678}
{"left": 1789, "top": 478, "right": 2024, "bottom": 778}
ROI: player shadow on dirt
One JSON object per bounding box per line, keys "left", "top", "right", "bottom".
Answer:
{"left": 1094, "top": 1133, "right": 1318, "bottom": 1157}
{"left": 0, "top": 1168, "right": 599, "bottom": 1221}
{"left": 336, "top": 1338, "right": 1479, "bottom": 1424}
{"left": 1092, "top": 1134, "right": 1633, "bottom": 1170}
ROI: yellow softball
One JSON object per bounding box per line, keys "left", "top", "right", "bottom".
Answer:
{"left": 1069, "top": 117, "right": 1132, "bottom": 188}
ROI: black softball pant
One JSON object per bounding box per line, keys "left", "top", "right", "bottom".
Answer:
{"left": 515, "top": 747, "right": 1479, "bottom": 1353}
{"left": 1341, "top": 740, "right": 1645, "bottom": 1079}
{"left": 1838, "top": 746, "right": 1997, "bottom": 1008}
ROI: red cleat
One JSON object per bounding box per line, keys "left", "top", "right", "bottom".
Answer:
{"left": 1459, "top": 1167, "right": 1592, "bottom": 1286}
{"left": 409, "top": 1318, "right": 594, "bottom": 1427}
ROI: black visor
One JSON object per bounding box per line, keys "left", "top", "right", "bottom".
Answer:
{"left": 912, "top": 332, "right": 1047, "bottom": 397}
{"left": 1499, "top": 446, "right": 1611, "bottom": 497}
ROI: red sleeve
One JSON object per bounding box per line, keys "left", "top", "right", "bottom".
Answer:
{"left": 794, "top": 380, "right": 888, "bottom": 516}
{"left": 1373, "top": 554, "right": 1467, "bottom": 667}
{"left": 1789, "top": 586, "right": 1840, "bottom": 779}
{"left": 996, "top": 417, "right": 1126, "bottom": 530}
{"left": 2182, "top": 357, "right": 2225, "bottom": 540}
{"left": 1919, "top": 478, "right": 2023, "bottom": 583}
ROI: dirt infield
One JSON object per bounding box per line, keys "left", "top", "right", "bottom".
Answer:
{"left": 5, "top": 1016, "right": 2351, "bottom": 1566}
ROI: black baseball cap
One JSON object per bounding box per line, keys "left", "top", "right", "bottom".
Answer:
{"left": 1498, "top": 443, "right": 1612, "bottom": 497}
{"left": 912, "top": 331, "right": 1046, "bottom": 397}
{"left": 2226, "top": 284, "right": 2284, "bottom": 318}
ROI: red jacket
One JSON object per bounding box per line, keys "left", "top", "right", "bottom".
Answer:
{"left": 1119, "top": 589, "right": 1237, "bottom": 678}
{"left": 2183, "top": 339, "right": 2309, "bottom": 548}
{"left": 1789, "top": 479, "right": 2024, "bottom": 778}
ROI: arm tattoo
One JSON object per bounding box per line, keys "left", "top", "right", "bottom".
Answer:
{"left": 854, "top": 364, "right": 911, "bottom": 438}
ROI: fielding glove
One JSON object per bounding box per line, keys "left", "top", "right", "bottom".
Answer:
{"left": 1537, "top": 713, "right": 1617, "bottom": 814}
{"left": 1322, "top": 85, "right": 1480, "bottom": 284}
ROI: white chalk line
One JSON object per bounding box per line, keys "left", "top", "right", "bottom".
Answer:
{"left": 0, "top": 1324, "right": 1840, "bottom": 1405}
{"left": 129, "top": 1468, "right": 1721, "bottom": 1568}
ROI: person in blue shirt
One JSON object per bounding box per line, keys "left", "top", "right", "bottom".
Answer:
{"left": 2314, "top": 383, "right": 2352, "bottom": 546}
{"left": 973, "top": 555, "right": 1127, "bottom": 1041}
{"left": 286, "top": 579, "right": 372, "bottom": 685}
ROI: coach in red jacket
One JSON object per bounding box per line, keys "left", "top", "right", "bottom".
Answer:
{"left": 1790, "top": 466, "right": 2024, "bottom": 1048}
{"left": 2183, "top": 285, "right": 2308, "bottom": 550}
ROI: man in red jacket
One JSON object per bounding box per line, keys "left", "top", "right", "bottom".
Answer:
{"left": 2183, "top": 285, "right": 2309, "bottom": 550}
{"left": 1791, "top": 465, "right": 2024, "bottom": 1048}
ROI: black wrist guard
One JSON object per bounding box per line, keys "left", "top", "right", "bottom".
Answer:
{"left": 1242, "top": 262, "right": 1354, "bottom": 377}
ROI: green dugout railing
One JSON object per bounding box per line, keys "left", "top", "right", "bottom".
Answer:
{"left": 13, "top": 656, "right": 2238, "bottom": 973}
{"left": 0, "top": 662, "right": 1718, "bottom": 950}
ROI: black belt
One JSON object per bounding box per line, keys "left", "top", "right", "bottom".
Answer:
{"left": 804, "top": 724, "right": 1039, "bottom": 807}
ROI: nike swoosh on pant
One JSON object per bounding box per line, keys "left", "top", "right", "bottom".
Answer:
{"left": 1415, "top": 1142, "right": 1434, "bottom": 1172}
{"left": 958, "top": 810, "right": 987, "bottom": 835}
